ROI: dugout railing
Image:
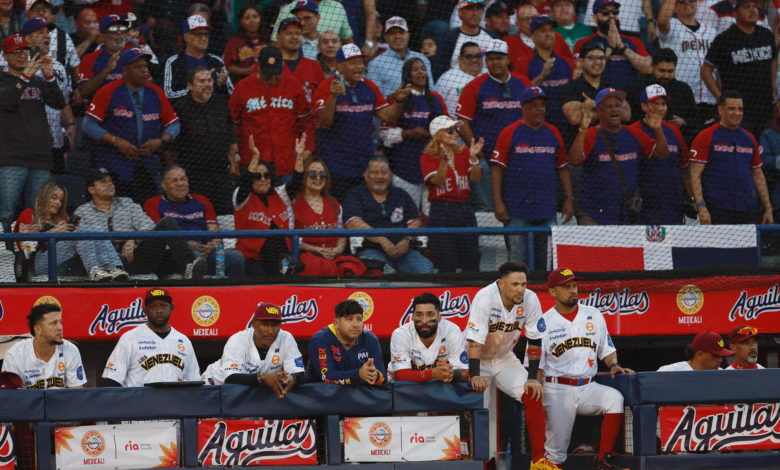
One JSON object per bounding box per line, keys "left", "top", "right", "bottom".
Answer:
{"left": 2, "top": 225, "right": 780, "bottom": 282}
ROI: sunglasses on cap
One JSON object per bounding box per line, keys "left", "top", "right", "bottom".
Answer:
{"left": 307, "top": 170, "right": 328, "bottom": 179}
{"left": 738, "top": 326, "right": 758, "bottom": 336}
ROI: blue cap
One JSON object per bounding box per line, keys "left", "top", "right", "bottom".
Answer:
{"left": 182, "top": 15, "right": 213, "bottom": 34}
{"left": 336, "top": 43, "right": 364, "bottom": 63}
{"left": 99, "top": 14, "right": 127, "bottom": 33}
{"left": 22, "top": 17, "right": 55, "bottom": 36}
{"left": 594, "top": 87, "right": 626, "bottom": 108}
{"left": 277, "top": 17, "right": 302, "bottom": 32}
{"left": 118, "top": 48, "right": 151, "bottom": 68}
{"left": 519, "top": 86, "right": 547, "bottom": 104}
{"left": 291, "top": 0, "right": 319, "bottom": 14}
{"left": 735, "top": 0, "right": 757, "bottom": 7}
{"left": 530, "top": 15, "right": 556, "bottom": 34}
{"left": 592, "top": 0, "right": 620, "bottom": 14}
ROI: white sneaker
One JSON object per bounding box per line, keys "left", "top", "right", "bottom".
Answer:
{"left": 184, "top": 257, "right": 207, "bottom": 280}
{"left": 109, "top": 267, "right": 129, "bottom": 282}
{"left": 89, "top": 266, "right": 112, "bottom": 282}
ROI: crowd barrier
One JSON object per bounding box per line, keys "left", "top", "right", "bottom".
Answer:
{"left": 1, "top": 225, "right": 779, "bottom": 282}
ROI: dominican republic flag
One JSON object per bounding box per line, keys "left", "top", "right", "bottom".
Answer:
{"left": 551, "top": 225, "right": 759, "bottom": 272}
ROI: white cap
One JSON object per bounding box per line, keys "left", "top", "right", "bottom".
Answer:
{"left": 485, "top": 38, "right": 508, "bottom": 55}
{"left": 385, "top": 16, "right": 409, "bottom": 32}
{"left": 429, "top": 115, "right": 464, "bottom": 137}
{"left": 641, "top": 84, "right": 668, "bottom": 103}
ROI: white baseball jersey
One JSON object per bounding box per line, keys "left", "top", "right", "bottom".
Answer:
{"left": 1, "top": 339, "right": 86, "bottom": 389}
{"left": 201, "top": 329, "right": 304, "bottom": 385}
{"left": 657, "top": 17, "right": 718, "bottom": 105}
{"left": 102, "top": 324, "right": 200, "bottom": 387}
{"left": 464, "top": 281, "right": 542, "bottom": 360}
{"left": 388, "top": 319, "right": 468, "bottom": 380}
{"left": 538, "top": 304, "right": 616, "bottom": 378}
{"left": 657, "top": 361, "right": 694, "bottom": 372}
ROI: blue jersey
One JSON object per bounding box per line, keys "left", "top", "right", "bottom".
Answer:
{"left": 78, "top": 48, "right": 123, "bottom": 87}
{"left": 690, "top": 123, "right": 762, "bottom": 211}
{"left": 391, "top": 92, "right": 448, "bottom": 184}
{"left": 342, "top": 184, "right": 420, "bottom": 247}
{"left": 142, "top": 193, "right": 217, "bottom": 235}
{"left": 516, "top": 52, "right": 573, "bottom": 132}
{"left": 456, "top": 73, "right": 532, "bottom": 157}
{"left": 306, "top": 324, "right": 387, "bottom": 385}
{"left": 491, "top": 120, "right": 568, "bottom": 220}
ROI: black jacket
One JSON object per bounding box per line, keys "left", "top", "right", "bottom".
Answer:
{"left": 162, "top": 52, "right": 232, "bottom": 100}
{"left": 626, "top": 75, "right": 700, "bottom": 144}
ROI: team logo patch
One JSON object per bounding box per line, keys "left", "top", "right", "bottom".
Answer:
{"left": 178, "top": 343, "right": 186, "bottom": 352}
{"left": 677, "top": 284, "right": 704, "bottom": 315}
{"left": 368, "top": 422, "right": 392, "bottom": 448}
{"left": 192, "top": 296, "right": 220, "bottom": 327}
{"left": 295, "top": 357, "right": 304, "bottom": 368}
{"left": 438, "top": 346, "right": 446, "bottom": 355}
{"left": 34, "top": 296, "right": 61, "bottom": 308}
{"left": 586, "top": 322, "right": 594, "bottom": 332}
{"left": 271, "top": 355, "right": 280, "bottom": 365}
{"left": 645, "top": 225, "right": 667, "bottom": 242}
{"left": 537, "top": 318, "right": 546, "bottom": 332}
{"left": 717, "top": 339, "right": 725, "bottom": 348}
{"left": 81, "top": 430, "right": 106, "bottom": 457}
{"left": 357, "top": 349, "right": 369, "bottom": 362}
{"left": 58, "top": 362, "right": 65, "bottom": 372}
{"left": 77, "top": 365, "right": 84, "bottom": 380}
{"left": 349, "top": 291, "right": 374, "bottom": 321}
{"left": 560, "top": 269, "right": 573, "bottom": 276}
{"left": 460, "top": 351, "right": 468, "bottom": 364}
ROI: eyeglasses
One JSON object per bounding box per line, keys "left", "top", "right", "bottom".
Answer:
{"left": 462, "top": 53, "right": 483, "bottom": 60}
{"left": 105, "top": 25, "right": 128, "bottom": 33}
{"left": 585, "top": 55, "right": 607, "bottom": 62}
{"left": 445, "top": 127, "right": 459, "bottom": 135}
{"left": 738, "top": 326, "right": 758, "bottom": 336}
{"left": 676, "top": 0, "right": 697, "bottom": 4}
{"left": 307, "top": 170, "right": 328, "bottom": 179}
{"left": 253, "top": 172, "right": 272, "bottom": 180}
{"left": 599, "top": 8, "right": 620, "bottom": 16}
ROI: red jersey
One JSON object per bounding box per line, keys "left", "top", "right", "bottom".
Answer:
{"left": 284, "top": 55, "right": 325, "bottom": 103}
{"left": 229, "top": 65, "right": 311, "bottom": 175}
{"left": 292, "top": 196, "right": 342, "bottom": 248}
{"left": 233, "top": 189, "right": 291, "bottom": 261}
{"left": 506, "top": 33, "right": 574, "bottom": 74}
{"left": 420, "top": 147, "right": 473, "bottom": 202}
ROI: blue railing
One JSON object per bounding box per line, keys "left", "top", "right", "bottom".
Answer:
{"left": 1, "top": 225, "right": 778, "bottom": 281}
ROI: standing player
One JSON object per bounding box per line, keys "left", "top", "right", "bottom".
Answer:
{"left": 464, "top": 261, "right": 548, "bottom": 470}
{"left": 388, "top": 292, "right": 469, "bottom": 382}
{"left": 102, "top": 288, "right": 200, "bottom": 387}
{"left": 305, "top": 299, "right": 387, "bottom": 386}
{"left": 2, "top": 303, "right": 86, "bottom": 389}
{"left": 540, "top": 268, "right": 634, "bottom": 470}
{"left": 201, "top": 302, "right": 305, "bottom": 398}
{"left": 726, "top": 325, "right": 764, "bottom": 370}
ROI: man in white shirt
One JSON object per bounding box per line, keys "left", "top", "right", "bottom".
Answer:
{"left": 2, "top": 302, "right": 86, "bottom": 389}
{"left": 435, "top": 41, "right": 485, "bottom": 116}
{"left": 726, "top": 325, "right": 765, "bottom": 370}
{"left": 102, "top": 288, "right": 200, "bottom": 387}
{"left": 657, "top": 330, "right": 733, "bottom": 371}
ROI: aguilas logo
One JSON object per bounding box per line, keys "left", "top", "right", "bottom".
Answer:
{"left": 198, "top": 420, "right": 316, "bottom": 466}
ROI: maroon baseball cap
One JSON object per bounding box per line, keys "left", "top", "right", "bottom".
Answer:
{"left": 691, "top": 331, "right": 734, "bottom": 356}
{"left": 253, "top": 302, "right": 283, "bottom": 321}
{"left": 547, "top": 267, "right": 583, "bottom": 289}
{"left": 144, "top": 287, "right": 173, "bottom": 306}
{"left": 728, "top": 325, "right": 761, "bottom": 344}
{"left": 0, "top": 371, "right": 22, "bottom": 389}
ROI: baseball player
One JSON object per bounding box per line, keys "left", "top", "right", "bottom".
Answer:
{"left": 539, "top": 268, "right": 634, "bottom": 470}
{"left": 102, "top": 288, "right": 200, "bottom": 387}
{"left": 201, "top": 302, "right": 305, "bottom": 398}
{"left": 2, "top": 303, "right": 86, "bottom": 389}
{"left": 657, "top": 330, "right": 733, "bottom": 371}
{"left": 726, "top": 325, "right": 765, "bottom": 370}
{"left": 464, "top": 261, "right": 548, "bottom": 470}
{"left": 388, "top": 292, "right": 469, "bottom": 382}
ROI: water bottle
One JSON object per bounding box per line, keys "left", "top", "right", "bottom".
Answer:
{"left": 577, "top": 6, "right": 585, "bottom": 23}
{"left": 214, "top": 244, "right": 226, "bottom": 278}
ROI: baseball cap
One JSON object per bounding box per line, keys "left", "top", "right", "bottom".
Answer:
{"left": 579, "top": 40, "right": 606, "bottom": 58}
{"left": 336, "top": 43, "right": 364, "bottom": 63}
{"left": 735, "top": 0, "right": 758, "bottom": 8}
{"left": 530, "top": 15, "right": 557, "bottom": 33}
{"left": 594, "top": 87, "right": 626, "bottom": 108}
{"left": 593, "top": 0, "right": 620, "bottom": 14}
{"left": 429, "top": 115, "right": 463, "bottom": 137}
{"left": 458, "top": 0, "right": 486, "bottom": 9}
{"left": 485, "top": 38, "right": 508, "bottom": 55}
{"left": 385, "top": 16, "right": 409, "bottom": 32}
{"left": 258, "top": 46, "right": 283, "bottom": 76}
{"left": 691, "top": 331, "right": 734, "bottom": 357}
{"left": 253, "top": 302, "right": 283, "bottom": 321}
{"left": 118, "top": 48, "right": 151, "bottom": 68}
{"left": 728, "top": 325, "right": 762, "bottom": 344}
{"left": 99, "top": 14, "right": 127, "bottom": 33}
{"left": 486, "top": 2, "right": 509, "bottom": 17}
{"left": 291, "top": 0, "right": 319, "bottom": 14}
{"left": 22, "top": 17, "right": 55, "bottom": 36}
{"left": 278, "top": 17, "right": 302, "bottom": 33}
{"left": 182, "top": 14, "right": 213, "bottom": 34}
{"left": 547, "top": 267, "right": 583, "bottom": 289}
{"left": 25, "top": 0, "right": 53, "bottom": 11}
{"left": 123, "top": 12, "right": 139, "bottom": 30}
{"left": 2, "top": 34, "right": 29, "bottom": 53}
{"left": 87, "top": 167, "right": 118, "bottom": 186}
{"left": 641, "top": 84, "right": 668, "bottom": 103}
{"left": 519, "top": 86, "right": 547, "bottom": 104}
{"left": 145, "top": 288, "right": 173, "bottom": 306}
{"left": 0, "top": 371, "right": 22, "bottom": 390}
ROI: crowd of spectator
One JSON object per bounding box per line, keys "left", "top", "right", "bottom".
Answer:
{"left": 2, "top": 0, "right": 780, "bottom": 281}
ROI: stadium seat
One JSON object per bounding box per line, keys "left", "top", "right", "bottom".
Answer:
{"left": 63, "top": 152, "right": 92, "bottom": 177}
{"left": 52, "top": 174, "right": 87, "bottom": 213}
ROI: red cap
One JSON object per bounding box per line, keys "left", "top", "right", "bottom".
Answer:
{"left": 691, "top": 331, "right": 734, "bottom": 357}
{"left": 0, "top": 371, "right": 23, "bottom": 389}
{"left": 728, "top": 325, "right": 761, "bottom": 344}
{"left": 253, "top": 302, "right": 283, "bottom": 321}
{"left": 144, "top": 287, "right": 173, "bottom": 306}
{"left": 2, "top": 34, "right": 29, "bottom": 53}
{"left": 547, "top": 267, "right": 583, "bottom": 289}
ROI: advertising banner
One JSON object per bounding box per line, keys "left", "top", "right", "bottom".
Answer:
{"left": 55, "top": 423, "right": 178, "bottom": 469}
{"left": 659, "top": 403, "right": 780, "bottom": 452}
{"left": 0, "top": 276, "right": 778, "bottom": 340}
{"left": 0, "top": 424, "right": 14, "bottom": 470}
{"left": 197, "top": 419, "right": 317, "bottom": 466}
{"left": 343, "top": 416, "right": 461, "bottom": 462}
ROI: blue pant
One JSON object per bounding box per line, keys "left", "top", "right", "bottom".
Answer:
{"left": 469, "top": 159, "right": 493, "bottom": 212}
{"left": 0, "top": 166, "right": 50, "bottom": 235}
{"left": 428, "top": 201, "right": 480, "bottom": 272}
{"left": 356, "top": 247, "right": 434, "bottom": 274}
{"left": 34, "top": 225, "right": 123, "bottom": 275}
{"left": 193, "top": 248, "right": 246, "bottom": 279}
{"left": 505, "top": 216, "right": 556, "bottom": 266}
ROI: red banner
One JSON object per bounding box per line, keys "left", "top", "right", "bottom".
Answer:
{"left": 0, "top": 425, "right": 14, "bottom": 470}
{"left": 659, "top": 403, "right": 780, "bottom": 452}
{"left": 0, "top": 276, "right": 778, "bottom": 340}
{"left": 197, "top": 419, "right": 317, "bottom": 466}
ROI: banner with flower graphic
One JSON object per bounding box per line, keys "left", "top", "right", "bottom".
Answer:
{"left": 54, "top": 423, "right": 178, "bottom": 469}
{"left": 343, "top": 416, "right": 460, "bottom": 462}
{"left": 0, "top": 424, "right": 14, "bottom": 470}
